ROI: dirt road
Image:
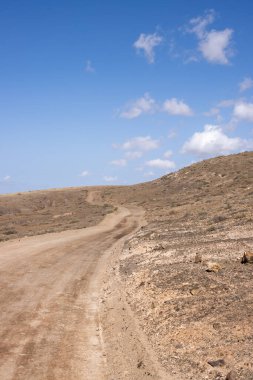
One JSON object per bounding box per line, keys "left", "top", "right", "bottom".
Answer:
{"left": 0, "top": 196, "right": 151, "bottom": 379}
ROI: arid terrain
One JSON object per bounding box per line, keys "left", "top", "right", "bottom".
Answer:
{"left": 0, "top": 151, "right": 252, "bottom": 379}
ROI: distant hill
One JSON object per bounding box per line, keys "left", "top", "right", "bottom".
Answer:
{"left": 105, "top": 151, "right": 253, "bottom": 232}
{"left": 0, "top": 151, "right": 252, "bottom": 241}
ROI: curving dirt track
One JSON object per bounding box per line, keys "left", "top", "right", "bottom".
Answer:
{"left": 0, "top": 192, "right": 157, "bottom": 380}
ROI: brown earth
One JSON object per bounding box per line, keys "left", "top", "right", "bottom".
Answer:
{"left": 0, "top": 151, "right": 253, "bottom": 379}
{"left": 0, "top": 188, "right": 114, "bottom": 242}
{"left": 103, "top": 151, "right": 253, "bottom": 380}
{"left": 0, "top": 195, "right": 166, "bottom": 379}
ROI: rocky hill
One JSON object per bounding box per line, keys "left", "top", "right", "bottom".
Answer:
{"left": 103, "top": 151, "right": 253, "bottom": 379}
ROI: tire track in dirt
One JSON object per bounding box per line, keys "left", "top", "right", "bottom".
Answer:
{"left": 0, "top": 191, "right": 139, "bottom": 379}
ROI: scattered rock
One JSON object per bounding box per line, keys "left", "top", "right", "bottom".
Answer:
{"left": 194, "top": 253, "right": 202, "bottom": 263}
{"left": 226, "top": 370, "right": 237, "bottom": 380}
{"left": 137, "top": 360, "right": 144, "bottom": 368}
{"left": 213, "top": 322, "right": 221, "bottom": 330}
{"left": 208, "top": 359, "right": 225, "bottom": 367}
{"left": 241, "top": 252, "right": 253, "bottom": 264}
{"left": 206, "top": 262, "right": 222, "bottom": 273}
{"left": 190, "top": 288, "right": 200, "bottom": 295}
{"left": 153, "top": 243, "right": 165, "bottom": 251}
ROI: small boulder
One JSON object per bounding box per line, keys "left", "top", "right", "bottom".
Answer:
{"left": 241, "top": 252, "right": 253, "bottom": 264}
{"left": 226, "top": 370, "right": 237, "bottom": 380}
{"left": 206, "top": 262, "right": 222, "bottom": 273}
{"left": 208, "top": 359, "right": 225, "bottom": 367}
{"left": 153, "top": 243, "right": 165, "bottom": 251}
{"left": 190, "top": 288, "right": 200, "bottom": 295}
{"left": 194, "top": 253, "right": 202, "bottom": 263}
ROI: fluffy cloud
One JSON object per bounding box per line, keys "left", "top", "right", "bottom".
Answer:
{"left": 110, "top": 159, "right": 127, "bottom": 166}
{"left": 79, "top": 170, "right": 89, "bottom": 177}
{"left": 233, "top": 101, "right": 253, "bottom": 122}
{"left": 133, "top": 33, "right": 163, "bottom": 63}
{"left": 120, "top": 93, "right": 155, "bottom": 119}
{"left": 146, "top": 158, "right": 176, "bottom": 169}
{"left": 189, "top": 10, "right": 215, "bottom": 39}
{"left": 199, "top": 29, "right": 233, "bottom": 64}
{"left": 163, "top": 98, "right": 193, "bottom": 116}
{"left": 103, "top": 176, "right": 117, "bottom": 182}
{"left": 188, "top": 10, "right": 234, "bottom": 65}
{"left": 239, "top": 77, "right": 253, "bottom": 92}
{"left": 182, "top": 125, "right": 244, "bottom": 156}
{"left": 122, "top": 136, "right": 159, "bottom": 151}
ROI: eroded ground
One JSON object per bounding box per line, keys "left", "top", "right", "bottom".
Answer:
{"left": 0, "top": 198, "right": 161, "bottom": 380}
{"left": 118, "top": 223, "right": 253, "bottom": 379}
{"left": 0, "top": 152, "right": 253, "bottom": 380}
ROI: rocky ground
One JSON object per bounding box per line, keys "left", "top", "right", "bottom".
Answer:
{"left": 117, "top": 222, "right": 253, "bottom": 379}
{"left": 102, "top": 151, "right": 253, "bottom": 379}
{"left": 0, "top": 188, "right": 114, "bottom": 242}
{"left": 1, "top": 151, "right": 252, "bottom": 379}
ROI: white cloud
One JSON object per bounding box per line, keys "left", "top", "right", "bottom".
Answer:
{"left": 164, "top": 150, "right": 173, "bottom": 158}
{"left": 233, "top": 101, "right": 253, "bottom": 122}
{"left": 199, "top": 29, "right": 233, "bottom": 64}
{"left": 122, "top": 136, "right": 159, "bottom": 151}
{"left": 146, "top": 158, "right": 176, "bottom": 169}
{"left": 188, "top": 10, "right": 234, "bottom": 65}
{"left": 168, "top": 129, "right": 177, "bottom": 139}
{"left": 125, "top": 151, "right": 143, "bottom": 160}
{"left": 239, "top": 77, "right": 253, "bottom": 92}
{"left": 110, "top": 159, "right": 127, "bottom": 166}
{"left": 103, "top": 176, "right": 117, "bottom": 182}
{"left": 120, "top": 93, "right": 155, "bottom": 119}
{"left": 163, "top": 98, "right": 193, "bottom": 116}
{"left": 182, "top": 124, "right": 245, "bottom": 157}
{"left": 204, "top": 107, "right": 220, "bottom": 117}
{"left": 143, "top": 171, "right": 155, "bottom": 177}
{"left": 133, "top": 33, "right": 163, "bottom": 63}
{"left": 3, "top": 175, "right": 11, "bottom": 182}
{"left": 85, "top": 60, "right": 95, "bottom": 73}
{"left": 189, "top": 10, "right": 215, "bottom": 39}
{"left": 79, "top": 170, "right": 89, "bottom": 177}
{"left": 203, "top": 107, "right": 223, "bottom": 122}
{"left": 218, "top": 99, "right": 235, "bottom": 108}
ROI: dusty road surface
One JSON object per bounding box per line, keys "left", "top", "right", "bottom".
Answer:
{"left": 0, "top": 193, "right": 154, "bottom": 380}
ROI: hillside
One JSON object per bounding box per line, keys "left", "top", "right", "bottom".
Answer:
{"left": 102, "top": 151, "right": 253, "bottom": 379}
{"left": 104, "top": 151, "right": 253, "bottom": 231}
{"left": 0, "top": 151, "right": 252, "bottom": 379}
{"left": 0, "top": 188, "right": 114, "bottom": 242}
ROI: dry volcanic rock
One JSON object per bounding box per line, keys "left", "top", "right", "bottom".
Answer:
{"left": 241, "top": 251, "right": 253, "bottom": 264}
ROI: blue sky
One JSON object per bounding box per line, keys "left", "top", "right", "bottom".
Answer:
{"left": 1, "top": 0, "right": 253, "bottom": 193}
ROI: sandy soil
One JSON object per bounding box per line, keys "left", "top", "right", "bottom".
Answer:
{"left": 0, "top": 191, "right": 163, "bottom": 380}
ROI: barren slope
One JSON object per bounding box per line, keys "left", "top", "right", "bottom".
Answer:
{"left": 0, "top": 188, "right": 114, "bottom": 242}
{"left": 0, "top": 151, "right": 252, "bottom": 380}
{"left": 102, "top": 151, "right": 253, "bottom": 380}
